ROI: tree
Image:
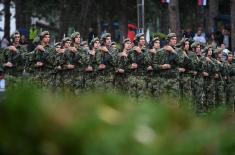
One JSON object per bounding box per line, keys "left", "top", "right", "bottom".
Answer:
{"left": 207, "top": 0, "right": 219, "bottom": 33}
{"left": 231, "top": 0, "right": 235, "bottom": 52}
{"left": 4, "top": 0, "right": 11, "bottom": 39}
{"left": 168, "top": 0, "right": 181, "bottom": 36}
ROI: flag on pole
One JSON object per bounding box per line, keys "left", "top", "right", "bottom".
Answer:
{"left": 161, "top": 0, "right": 170, "bottom": 3}
{"left": 198, "top": 0, "right": 207, "bottom": 6}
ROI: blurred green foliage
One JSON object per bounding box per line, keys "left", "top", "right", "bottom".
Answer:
{"left": 0, "top": 83, "right": 234, "bottom": 155}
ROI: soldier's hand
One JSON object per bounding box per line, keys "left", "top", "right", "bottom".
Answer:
{"left": 58, "top": 48, "right": 65, "bottom": 53}
{"left": 120, "top": 52, "right": 128, "bottom": 57}
{"left": 202, "top": 72, "right": 209, "bottom": 77}
{"left": 101, "top": 46, "right": 109, "bottom": 52}
{"left": 69, "top": 47, "right": 77, "bottom": 52}
{"left": 131, "top": 63, "right": 138, "bottom": 69}
{"left": 133, "top": 46, "right": 141, "bottom": 53}
{"left": 178, "top": 67, "right": 185, "bottom": 72}
{"left": 164, "top": 45, "right": 175, "bottom": 53}
{"left": 205, "top": 57, "right": 211, "bottom": 62}
{"left": 149, "top": 49, "right": 155, "bottom": 53}
{"left": 214, "top": 74, "right": 219, "bottom": 79}
{"left": 57, "top": 66, "right": 62, "bottom": 70}
{"left": 85, "top": 66, "right": 93, "bottom": 72}
{"left": 117, "top": 69, "right": 124, "bottom": 73}
{"left": 98, "top": 64, "right": 106, "bottom": 70}
{"left": 9, "top": 46, "right": 17, "bottom": 52}
{"left": 147, "top": 66, "right": 153, "bottom": 71}
{"left": 193, "top": 71, "right": 197, "bottom": 76}
{"left": 36, "top": 45, "right": 45, "bottom": 51}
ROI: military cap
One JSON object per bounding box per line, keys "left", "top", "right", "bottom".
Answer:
{"left": 166, "top": 33, "right": 177, "bottom": 41}
{"left": 175, "top": 37, "right": 189, "bottom": 47}
{"left": 71, "top": 32, "right": 80, "bottom": 39}
{"left": 191, "top": 41, "right": 200, "bottom": 49}
{"left": 214, "top": 47, "right": 223, "bottom": 54}
{"left": 135, "top": 33, "right": 145, "bottom": 41}
{"left": 101, "top": 33, "right": 111, "bottom": 41}
{"left": 39, "top": 31, "right": 50, "bottom": 40}
{"left": 90, "top": 37, "right": 99, "bottom": 47}
{"left": 81, "top": 41, "right": 88, "bottom": 46}
{"left": 111, "top": 41, "right": 116, "bottom": 45}
{"left": 152, "top": 37, "right": 160, "bottom": 43}
{"left": 62, "top": 37, "right": 71, "bottom": 43}
{"left": 54, "top": 42, "right": 61, "bottom": 47}
{"left": 123, "top": 38, "right": 131, "bottom": 44}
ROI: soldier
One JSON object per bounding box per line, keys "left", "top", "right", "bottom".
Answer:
{"left": 146, "top": 37, "right": 161, "bottom": 98}
{"left": 177, "top": 38, "right": 192, "bottom": 100}
{"left": 153, "top": 33, "right": 179, "bottom": 99}
{"left": 95, "top": 33, "right": 116, "bottom": 91}
{"left": 201, "top": 45, "right": 216, "bottom": 111}
{"left": 214, "top": 48, "right": 226, "bottom": 106}
{"left": 114, "top": 38, "right": 132, "bottom": 94}
{"left": 30, "top": 31, "right": 54, "bottom": 86}
{"left": 2, "top": 31, "right": 24, "bottom": 76}
{"left": 83, "top": 37, "right": 101, "bottom": 91}
{"left": 128, "top": 33, "right": 148, "bottom": 101}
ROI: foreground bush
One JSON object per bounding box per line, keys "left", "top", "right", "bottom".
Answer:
{"left": 0, "top": 84, "right": 234, "bottom": 155}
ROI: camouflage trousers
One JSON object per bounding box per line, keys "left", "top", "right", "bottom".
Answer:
{"left": 94, "top": 73, "right": 114, "bottom": 92}
{"left": 191, "top": 76, "right": 204, "bottom": 112}
{"left": 146, "top": 75, "right": 161, "bottom": 99}
{"left": 83, "top": 72, "right": 95, "bottom": 92}
{"left": 225, "top": 77, "right": 235, "bottom": 111}
{"left": 179, "top": 74, "right": 192, "bottom": 101}
{"left": 33, "top": 69, "right": 51, "bottom": 87}
{"left": 114, "top": 74, "right": 129, "bottom": 94}
{"left": 202, "top": 77, "right": 215, "bottom": 111}
{"left": 214, "top": 78, "right": 226, "bottom": 107}
{"left": 127, "top": 75, "right": 147, "bottom": 103}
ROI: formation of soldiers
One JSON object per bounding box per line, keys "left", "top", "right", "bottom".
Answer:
{"left": 1, "top": 30, "right": 235, "bottom": 112}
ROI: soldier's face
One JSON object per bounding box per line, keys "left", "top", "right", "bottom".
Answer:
{"left": 64, "top": 41, "right": 70, "bottom": 48}
{"left": 106, "top": 37, "right": 112, "bottom": 46}
{"left": 184, "top": 41, "right": 190, "bottom": 51}
{"left": 228, "top": 54, "right": 233, "bottom": 62}
{"left": 14, "top": 34, "right": 20, "bottom": 43}
{"left": 55, "top": 46, "right": 61, "bottom": 52}
{"left": 195, "top": 45, "right": 201, "bottom": 53}
{"left": 42, "top": 35, "right": 50, "bottom": 44}
{"left": 75, "top": 35, "right": 80, "bottom": 44}
{"left": 125, "top": 41, "right": 132, "bottom": 50}
{"left": 207, "top": 48, "right": 212, "bottom": 56}
{"left": 94, "top": 41, "right": 100, "bottom": 49}
{"left": 153, "top": 40, "right": 160, "bottom": 49}
{"left": 169, "top": 37, "right": 177, "bottom": 46}
{"left": 139, "top": 36, "right": 145, "bottom": 46}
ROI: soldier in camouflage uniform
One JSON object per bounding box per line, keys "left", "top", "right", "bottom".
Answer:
{"left": 2, "top": 31, "right": 25, "bottom": 77}
{"left": 114, "top": 38, "right": 132, "bottom": 94}
{"left": 214, "top": 48, "right": 226, "bottom": 106}
{"left": 153, "top": 33, "right": 179, "bottom": 99}
{"left": 177, "top": 38, "right": 192, "bottom": 100}
{"left": 201, "top": 45, "right": 217, "bottom": 111}
{"left": 128, "top": 33, "right": 148, "bottom": 101}
{"left": 83, "top": 37, "right": 102, "bottom": 91}
{"left": 145, "top": 37, "right": 161, "bottom": 98}
{"left": 95, "top": 33, "right": 116, "bottom": 91}
{"left": 29, "top": 31, "right": 54, "bottom": 86}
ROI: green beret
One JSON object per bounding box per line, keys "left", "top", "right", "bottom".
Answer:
{"left": 204, "top": 45, "right": 213, "bottom": 51}
{"left": 175, "top": 38, "right": 189, "bottom": 47}
{"left": 191, "top": 41, "right": 200, "bottom": 49}
{"left": 90, "top": 37, "right": 99, "bottom": 47}
{"left": 39, "top": 31, "right": 50, "bottom": 39}
{"left": 123, "top": 38, "right": 131, "bottom": 44}
{"left": 135, "top": 33, "right": 144, "bottom": 41}
{"left": 101, "top": 33, "right": 111, "bottom": 41}
{"left": 152, "top": 37, "right": 160, "bottom": 43}
{"left": 81, "top": 41, "right": 88, "bottom": 46}
{"left": 214, "top": 47, "right": 223, "bottom": 54}
{"left": 54, "top": 42, "right": 61, "bottom": 47}
{"left": 166, "top": 33, "right": 177, "bottom": 41}
{"left": 71, "top": 32, "right": 80, "bottom": 39}
{"left": 62, "top": 37, "right": 71, "bottom": 43}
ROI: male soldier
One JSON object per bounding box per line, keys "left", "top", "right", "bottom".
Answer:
{"left": 188, "top": 42, "right": 204, "bottom": 112}
{"left": 70, "top": 32, "right": 87, "bottom": 93}
{"left": 153, "top": 33, "right": 179, "bottom": 98}
{"left": 128, "top": 33, "right": 148, "bottom": 101}
{"left": 83, "top": 37, "right": 101, "bottom": 91}
{"left": 95, "top": 33, "right": 116, "bottom": 91}
{"left": 214, "top": 48, "right": 226, "bottom": 106}
{"left": 146, "top": 37, "right": 161, "bottom": 98}
{"left": 224, "top": 52, "right": 235, "bottom": 111}
{"left": 2, "top": 31, "right": 24, "bottom": 76}
{"left": 30, "top": 31, "right": 54, "bottom": 86}
{"left": 114, "top": 38, "right": 132, "bottom": 93}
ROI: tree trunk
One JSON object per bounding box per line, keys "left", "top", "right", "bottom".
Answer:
{"left": 160, "top": 4, "right": 169, "bottom": 34}
{"left": 168, "top": 0, "right": 181, "bottom": 36}
{"left": 231, "top": 0, "right": 235, "bottom": 52}
{"left": 207, "top": 0, "right": 219, "bottom": 33}
{"left": 4, "top": 0, "right": 11, "bottom": 39}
